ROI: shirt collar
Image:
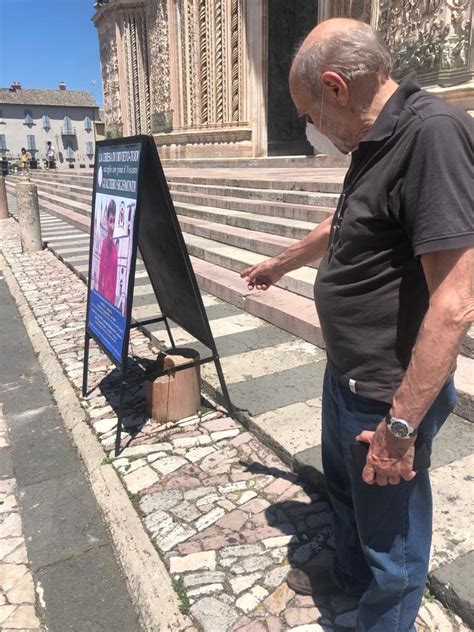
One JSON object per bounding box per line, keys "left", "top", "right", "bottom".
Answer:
{"left": 360, "top": 72, "right": 421, "bottom": 144}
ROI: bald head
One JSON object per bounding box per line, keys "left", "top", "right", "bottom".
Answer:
{"left": 290, "top": 19, "right": 392, "bottom": 98}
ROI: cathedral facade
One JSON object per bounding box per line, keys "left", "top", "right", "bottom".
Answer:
{"left": 93, "top": 0, "right": 473, "bottom": 158}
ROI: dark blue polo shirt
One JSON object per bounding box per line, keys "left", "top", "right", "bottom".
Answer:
{"left": 314, "top": 73, "right": 473, "bottom": 402}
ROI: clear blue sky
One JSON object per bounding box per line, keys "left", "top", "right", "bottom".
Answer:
{"left": 0, "top": 0, "right": 103, "bottom": 106}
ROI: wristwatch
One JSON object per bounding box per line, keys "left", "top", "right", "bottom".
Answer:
{"left": 385, "top": 414, "right": 417, "bottom": 439}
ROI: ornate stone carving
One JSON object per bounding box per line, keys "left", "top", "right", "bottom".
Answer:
{"left": 98, "top": 23, "right": 123, "bottom": 137}
{"left": 378, "top": 0, "right": 472, "bottom": 79}
{"left": 145, "top": 0, "right": 171, "bottom": 119}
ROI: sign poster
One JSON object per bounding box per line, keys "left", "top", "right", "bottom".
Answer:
{"left": 86, "top": 143, "right": 141, "bottom": 363}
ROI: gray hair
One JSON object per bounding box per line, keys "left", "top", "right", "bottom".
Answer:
{"left": 295, "top": 22, "right": 392, "bottom": 97}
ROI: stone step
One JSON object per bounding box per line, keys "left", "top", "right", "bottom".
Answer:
{"left": 174, "top": 201, "right": 316, "bottom": 240}
{"left": 161, "top": 154, "right": 351, "bottom": 169}
{"left": 170, "top": 190, "right": 333, "bottom": 223}
{"left": 169, "top": 173, "right": 344, "bottom": 194}
{"left": 168, "top": 180, "right": 340, "bottom": 207}
{"left": 178, "top": 216, "right": 321, "bottom": 268}
{"left": 183, "top": 232, "right": 317, "bottom": 300}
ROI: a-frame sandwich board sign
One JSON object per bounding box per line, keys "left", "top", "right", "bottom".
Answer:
{"left": 82, "top": 135, "right": 233, "bottom": 455}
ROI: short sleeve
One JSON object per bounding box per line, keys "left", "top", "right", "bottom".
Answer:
{"left": 401, "top": 113, "right": 473, "bottom": 256}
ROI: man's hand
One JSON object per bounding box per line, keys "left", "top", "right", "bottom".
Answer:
{"left": 356, "top": 422, "right": 417, "bottom": 486}
{"left": 240, "top": 258, "right": 284, "bottom": 291}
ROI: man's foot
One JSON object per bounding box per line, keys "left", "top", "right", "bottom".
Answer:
{"left": 286, "top": 566, "right": 339, "bottom": 596}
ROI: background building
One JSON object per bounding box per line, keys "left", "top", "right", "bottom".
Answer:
{"left": 0, "top": 81, "right": 100, "bottom": 168}
{"left": 93, "top": 0, "right": 473, "bottom": 159}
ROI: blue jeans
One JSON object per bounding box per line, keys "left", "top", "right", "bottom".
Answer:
{"left": 321, "top": 369, "right": 456, "bottom": 632}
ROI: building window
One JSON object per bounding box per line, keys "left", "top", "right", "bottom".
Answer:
{"left": 65, "top": 146, "right": 75, "bottom": 160}
{"left": 85, "top": 141, "right": 94, "bottom": 156}
{"left": 0, "top": 135, "right": 7, "bottom": 151}
{"left": 24, "top": 111, "right": 34, "bottom": 126}
{"left": 62, "top": 116, "right": 74, "bottom": 134}
{"left": 42, "top": 115, "right": 51, "bottom": 130}
{"left": 84, "top": 116, "right": 93, "bottom": 132}
{"left": 26, "top": 135, "right": 37, "bottom": 151}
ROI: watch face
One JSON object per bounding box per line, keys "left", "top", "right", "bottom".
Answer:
{"left": 390, "top": 420, "right": 409, "bottom": 438}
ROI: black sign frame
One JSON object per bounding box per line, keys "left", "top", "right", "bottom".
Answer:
{"left": 82, "top": 136, "right": 234, "bottom": 455}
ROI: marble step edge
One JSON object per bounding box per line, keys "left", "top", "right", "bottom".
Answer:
{"left": 168, "top": 174, "right": 344, "bottom": 194}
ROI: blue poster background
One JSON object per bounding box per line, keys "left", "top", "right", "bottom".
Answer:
{"left": 88, "top": 289, "right": 126, "bottom": 363}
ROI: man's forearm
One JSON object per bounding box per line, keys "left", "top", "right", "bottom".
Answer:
{"left": 274, "top": 214, "right": 332, "bottom": 274}
{"left": 391, "top": 302, "right": 471, "bottom": 429}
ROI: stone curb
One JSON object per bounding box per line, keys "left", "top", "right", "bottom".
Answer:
{"left": 0, "top": 249, "right": 195, "bottom": 632}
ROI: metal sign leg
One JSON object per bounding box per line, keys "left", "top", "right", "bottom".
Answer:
{"left": 82, "top": 332, "right": 90, "bottom": 398}
{"left": 114, "top": 374, "right": 126, "bottom": 457}
{"left": 214, "top": 356, "right": 235, "bottom": 417}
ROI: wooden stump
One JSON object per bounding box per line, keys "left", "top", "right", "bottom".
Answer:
{"left": 145, "top": 349, "right": 201, "bottom": 423}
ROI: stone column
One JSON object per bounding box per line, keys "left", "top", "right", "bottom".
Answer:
{"left": 0, "top": 176, "right": 9, "bottom": 220}
{"left": 245, "top": 0, "right": 268, "bottom": 157}
{"left": 16, "top": 179, "right": 42, "bottom": 253}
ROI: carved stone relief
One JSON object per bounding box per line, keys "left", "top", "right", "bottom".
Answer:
{"left": 145, "top": 0, "right": 171, "bottom": 122}
{"left": 171, "top": 0, "right": 246, "bottom": 130}
{"left": 377, "top": 0, "right": 472, "bottom": 79}
{"left": 98, "top": 22, "right": 123, "bottom": 137}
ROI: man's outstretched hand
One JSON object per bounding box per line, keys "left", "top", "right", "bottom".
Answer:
{"left": 356, "top": 421, "right": 417, "bottom": 486}
{"left": 240, "top": 258, "right": 284, "bottom": 291}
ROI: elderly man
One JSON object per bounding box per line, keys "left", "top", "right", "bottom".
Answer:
{"left": 241, "top": 18, "right": 473, "bottom": 632}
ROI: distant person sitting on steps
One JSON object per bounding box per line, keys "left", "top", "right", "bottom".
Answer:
{"left": 46, "top": 141, "right": 55, "bottom": 169}
{"left": 20, "top": 148, "right": 30, "bottom": 173}
{"left": 98, "top": 199, "right": 118, "bottom": 305}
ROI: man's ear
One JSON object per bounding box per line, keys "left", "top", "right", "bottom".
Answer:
{"left": 320, "top": 71, "right": 350, "bottom": 106}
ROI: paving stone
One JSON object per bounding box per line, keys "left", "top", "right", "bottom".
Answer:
{"left": 184, "top": 487, "right": 216, "bottom": 501}
{"left": 239, "top": 498, "right": 271, "bottom": 514}
{"left": 191, "top": 596, "right": 239, "bottom": 632}
{"left": 171, "top": 501, "right": 202, "bottom": 522}
{"left": 195, "top": 507, "right": 226, "bottom": 532}
{"left": 1, "top": 604, "right": 41, "bottom": 629}
{"left": 187, "top": 446, "right": 216, "bottom": 463}
{"left": 151, "top": 456, "right": 187, "bottom": 476}
{"left": 286, "top": 607, "right": 322, "bottom": 627}
{"left": 211, "top": 429, "right": 241, "bottom": 442}
{"left": 183, "top": 571, "right": 227, "bottom": 588}
{"left": 157, "top": 523, "right": 197, "bottom": 553}
{"left": 264, "top": 582, "right": 295, "bottom": 615}
{"left": 264, "top": 565, "right": 291, "bottom": 589}
{"left": 139, "top": 489, "right": 183, "bottom": 514}
{"left": 236, "top": 585, "right": 269, "bottom": 613}
{"left": 221, "top": 544, "right": 262, "bottom": 559}
{"left": 173, "top": 436, "right": 203, "bottom": 449}
{"left": 234, "top": 490, "right": 258, "bottom": 505}
{"left": 5, "top": 572, "right": 35, "bottom": 605}
{"left": 170, "top": 550, "right": 217, "bottom": 574}
{"left": 120, "top": 443, "right": 172, "bottom": 458}
{"left": 234, "top": 555, "right": 273, "bottom": 574}
{"left": 216, "top": 509, "right": 248, "bottom": 531}
{"left": 0, "top": 565, "right": 28, "bottom": 593}
{"left": 143, "top": 510, "right": 174, "bottom": 536}
{"left": 92, "top": 418, "right": 117, "bottom": 434}
{"left": 287, "top": 625, "right": 329, "bottom": 632}
{"left": 123, "top": 465, "right": 159, "bottom": 494}
{"left": 229, "top": 573, "right": 262, "bottom": 595}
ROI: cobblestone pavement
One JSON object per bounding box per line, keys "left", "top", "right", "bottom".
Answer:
{"left": 0, "top": 217, "right": 470, "bottom": 632}
{"left": 0, "top": 405, "right": 43, "bottom": 631}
